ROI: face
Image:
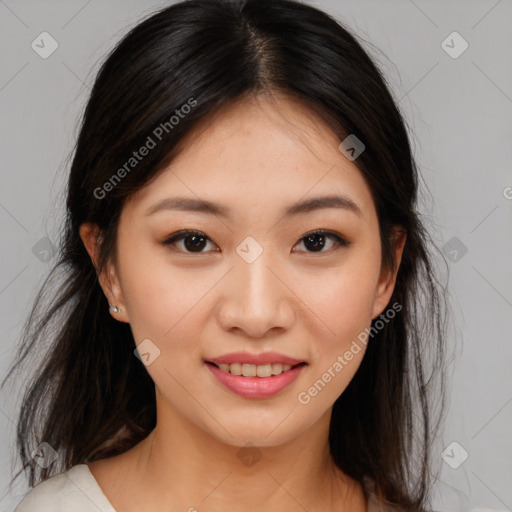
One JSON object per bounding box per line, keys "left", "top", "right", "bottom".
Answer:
{"left": 81, "top": 93, "right": 404, "bottom": 448}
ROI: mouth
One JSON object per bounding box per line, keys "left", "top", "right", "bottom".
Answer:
{"left": 205, "top": 361, "right": 307, "bottom": 378}
{"left": 204, "top": 359, "right": 307, "bottom": 399}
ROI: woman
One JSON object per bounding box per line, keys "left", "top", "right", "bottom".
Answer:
{"left": 3, "top": 0, "right": 448, "bottom": 510}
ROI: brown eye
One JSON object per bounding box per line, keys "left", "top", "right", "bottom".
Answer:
{"left": 162, "top": 230, "right": 218, "bottom": 253}
{"left": 162, "top": 229, "right": 349, "bottom": 255}
{"left": 294, "top": 230, "right": 349, "bottom": 253}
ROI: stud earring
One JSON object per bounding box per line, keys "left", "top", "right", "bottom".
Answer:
{"left": 109, "top": 303, "right": 120, "bottom": 313}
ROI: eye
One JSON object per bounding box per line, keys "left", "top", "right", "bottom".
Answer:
{"left": 162, "top": 229, "right": 350, "bottom": 254}
{"left": 293, "top": 229, "right": 350, "bottom": 253}
{"left": 162, "top": 230, "right": 218, "bottom": 253}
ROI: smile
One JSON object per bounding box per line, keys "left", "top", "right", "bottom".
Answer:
{"left": 205, "top": 361, "right": 307, "bottom": 399}
{"left": 208, "top": 361, "right": 305, "bottom": 377}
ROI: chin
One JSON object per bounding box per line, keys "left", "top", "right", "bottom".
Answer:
{"left": 203, "top": 418, "right": 307, "bottom": 449}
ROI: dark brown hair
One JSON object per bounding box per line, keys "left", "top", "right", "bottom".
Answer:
{"left": 2, "top": 1, "right": 449, "bottom": 510}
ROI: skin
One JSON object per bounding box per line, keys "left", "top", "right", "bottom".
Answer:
{"left": 80, "top": 92, "right": 406, "bottom": 512}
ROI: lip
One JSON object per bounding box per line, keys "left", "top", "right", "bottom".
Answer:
{"left": 205, "top": 351, "right": 305, "bottom": 366}
{"left": 205, "top": 361, "right": 306, "bottom": 399}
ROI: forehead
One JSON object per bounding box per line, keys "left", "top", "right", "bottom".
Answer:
{"left": 125, "top": 93, "right": 376, "bottom": 223}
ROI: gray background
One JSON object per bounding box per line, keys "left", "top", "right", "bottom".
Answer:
{"left": 1, "top": 1, "right": 511, "bottom": 511}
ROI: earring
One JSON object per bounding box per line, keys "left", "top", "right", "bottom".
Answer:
{"left": 109, "top": 303, "right": 120, "bottom": 313}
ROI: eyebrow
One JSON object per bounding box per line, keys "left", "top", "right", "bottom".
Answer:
{"left": 144, "top": 194, "right": 362, "bottom": 218}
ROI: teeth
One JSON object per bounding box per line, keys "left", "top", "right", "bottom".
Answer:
{"left": 217, "top": 362, "right": 293, "bottom": 377}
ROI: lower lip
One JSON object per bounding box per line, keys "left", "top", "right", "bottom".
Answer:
{"left": 205, "top": 362, "right": 306, "bottom": 399}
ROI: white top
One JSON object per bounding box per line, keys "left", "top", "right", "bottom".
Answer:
{"left": 15, "top": 465, "right": 116, "bottom": 512}
{"left": 15, "top": 464, "right": 397, "bottom": 511}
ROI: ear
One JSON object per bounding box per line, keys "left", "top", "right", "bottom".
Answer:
{"left": 79, "top": 222, "right": 129, "bottom": 323}
{"left": 371, "top": 226, "right": 407, "bottom": 319}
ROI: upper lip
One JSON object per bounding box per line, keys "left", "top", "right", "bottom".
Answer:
{"left": 206, "top": 351, "right": 306, "bottom": 366}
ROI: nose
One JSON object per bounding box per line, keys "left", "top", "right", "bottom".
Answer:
{"left": 216, "top": 252, "right": 295, "bottom": 338}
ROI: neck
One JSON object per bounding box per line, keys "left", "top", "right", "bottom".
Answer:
{"left": 127, "top": 399, "right": 365, "bottom": 512}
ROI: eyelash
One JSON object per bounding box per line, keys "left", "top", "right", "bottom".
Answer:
{"left": 161, "top": 229, "right": 350, "bottom": 254}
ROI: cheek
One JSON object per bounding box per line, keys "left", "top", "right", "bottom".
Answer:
{"left": 116, "top": 240, "right": 209, "bottom": 346}
{"left": 297, "top": 248, "right": 381, "bottom": 361}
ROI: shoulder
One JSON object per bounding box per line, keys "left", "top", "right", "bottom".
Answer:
{"left": 15, "top": 464, "right": 114, "bottom": 512}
